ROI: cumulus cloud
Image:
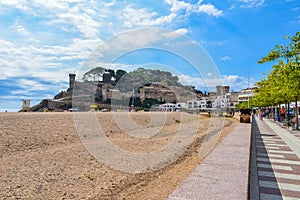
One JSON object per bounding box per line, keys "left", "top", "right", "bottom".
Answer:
{"left": 166, "top": 0, "right": 223, "bottom": 17}
{"left": 174, "top": 28, "right": 188, "bottom": 35}
{"left": 2, "top": 0, "right": 114, "bottom": 39}
{"left": 122, "top": 5, "right": 168, "bottom": 27}
{"left": 165, "top": 0, "right": 192, "bottom": 13}
{"left": 197, "top": 3, "right": 223, "bottom": 16}
{"left": 0, "top": 37, "right": 102, "bottom": 83}
{"left": 2, "top": 0, "right": 222, "bottom": 39}
{"left": 123, "top": 0, "right": 222, "bottom": 27}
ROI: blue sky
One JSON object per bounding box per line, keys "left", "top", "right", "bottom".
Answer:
{"left": 0, "top": 0, "right": 299, "bottom": 111}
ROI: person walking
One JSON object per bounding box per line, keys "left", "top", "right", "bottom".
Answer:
{"left": 280, "top": 106, "right": 286, "bottom": 122}
{"left": 259, "top": 108, "right": 264, "bottom": 120}
{"left": 265, "top": 108, "right": 269, "bottom": 119}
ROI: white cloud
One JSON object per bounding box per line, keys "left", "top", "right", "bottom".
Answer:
{"left": 50, "top": 8, "right": 101, "bottom": 39}
{"left": 1, "top": 0, "right": 222, "bottom": 40}
{"left": 18, "top": 79, "right": 49, "bottom": 91}
{"left": 197, "top": 3, "right": 223, "bottom": 17}
{"left": 174, "top": 28, "right": 188, "bottom": 35}
{"left": 221, "top": 56, "right": 232, "bottom": 61}
{"left": 11, "top": 20, "right": 30, "bottom": 35}
{"left": 0, "top": 37, "right": 102, "bottom": 83}
{"left": 1, "top": 0, "right": 32, "bottom": 13}
{"left": 178, "top": 74, "right": 256, "bottom": 91}
{"left": 122, "top": 5, "right": 176, "bottom": 27}
{"left": 165, "top": 0, "right": 192, "bottom": 13}
{"left": 165, "top": 0, "right": 223, "bottom": 17}
{"left": 178, "top": 74, "right": 222, "bottom": 91}
{"left": 200, "top": 40, "right": 227, "bottom": 47}
{"left": 123, "top": 0, "right": 222, "bottom": 28}
{"left": 236, "top": 0, "right": 265, "bottom": 8}
{"left": 2, "top": 0, "right": 113, "bottom": 39}
{"left": 163, "top": 28, "right": 189, "bottom": 39}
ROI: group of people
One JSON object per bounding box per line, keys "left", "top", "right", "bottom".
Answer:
{"left": 256, "top": 106, "right": 294, "bottom": 122}
{"left": 256, "top": 106, "right": 286, "bottom": 121}
{"left": 257, "top": 108, "right": 269, "bottom": 120}
{"left": 255, "top": 106, "right": 299, "bottom": 129}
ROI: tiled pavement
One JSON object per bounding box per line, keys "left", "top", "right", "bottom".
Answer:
{"left": 292, "top": 130, "right": 300, "bottom": 140}
{"left": 252, "top": 116, "right": 300, "bottom": 200}
{"left": 169, "top": 122, "right": 251, "bottom": 200}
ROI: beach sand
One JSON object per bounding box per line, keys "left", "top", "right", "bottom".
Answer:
{"left": 0, "top": 112, "right": 238, "bottom": 199}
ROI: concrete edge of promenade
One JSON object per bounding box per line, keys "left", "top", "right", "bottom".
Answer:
{"left": 168, "top": 117, "right": 253, "bottom": 200}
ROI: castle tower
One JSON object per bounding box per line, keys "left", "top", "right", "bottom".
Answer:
{"left": 22, "top": 99, "right": 30, "bottom": 112}
{"left": 69, "top": 73, "right": 76, "bottom": 89}
{"left": 224, "top": 86, "right": 230, "bottom": 94}
{"left": 103, "top": 72, "right": 112, "bottom": 83}
{"left": 216, "top": 85, "right": 222, "bottom": 96}
{"left": 216, "top": 85, "right": 230, "bottom": 96}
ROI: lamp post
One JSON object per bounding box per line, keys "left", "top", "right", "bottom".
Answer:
{"left": 294, "top": 52, "right": 300, "bottom": 130}
{"left": 285, "top": 48, "right": 289, "bottom": 127}
{"left": 247, "top": 67, "right": 250, "bottom": 109}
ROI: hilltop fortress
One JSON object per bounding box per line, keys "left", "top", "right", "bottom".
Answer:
{"left": 30, "top": 68, "right": 198, "bottom": 112}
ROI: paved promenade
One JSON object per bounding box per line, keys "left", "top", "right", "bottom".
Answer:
{"left": 250, "top": 116, "right": 300, "bottom": 200}
{"left": 169, "top": 116, "right": 300, "bottom": 200}
{"left": 169, "top": 122, "right": 252, "bottom": 200}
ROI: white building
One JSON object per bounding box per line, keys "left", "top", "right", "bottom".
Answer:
{"left": 212, "top": 93, "right": 231, "bottom": 109}
{"left": 159, "top": 103, "right": 176, "bottom": 112}
{"left": 176, "top": 102, "right": 188, "bottom": 110}
{"left": 187, "top": 100, "right": 200, "bottom": 109}
{"left": 187, "top": 97, "right": 211, "bottom": 110}
{"left": 159, "top": 103, "right": 188, "bottom": 112}
{"left": 181, "top": 86, "right": 255, "bottom": 112}
{"left": 238, "top": 87, "right": 256, "bottom": 103}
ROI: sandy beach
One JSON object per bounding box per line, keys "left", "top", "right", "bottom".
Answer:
{"left": 0, "top": 112, "right": 238, "bottom": 199}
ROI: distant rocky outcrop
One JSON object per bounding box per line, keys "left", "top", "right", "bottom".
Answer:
{"left": 30, "top": 99, "right": 72, "bottom": 112}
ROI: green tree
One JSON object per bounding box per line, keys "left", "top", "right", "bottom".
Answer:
{"left": 106, "top": 69, "right": 115, "bottom": 77}
{"left": 257, "top": 32, "right": 299, "bottom": 129}
{"left": 116, "top": 67, "right": 183, "bottom": 92}
{"left": 82, "top": 67, "right": 105, "bottom": 81}
{"left": 116, "top": 69, "right": 127, "bottom": 82}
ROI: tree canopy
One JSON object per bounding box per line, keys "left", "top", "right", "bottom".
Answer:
{"left": 120, "top": 67, "right": 182, "bottom": 90}
{"left": 83, "top": 67, "right": 184, "bottom": 92}
{"left": 252, "top": 32, "right": 300, "bottom": 107}
{"left": 82, "top": 67, "right": 182, "bottom": 86}
{"left": 82, "top": 67, "right": 106, "bottom": 81}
